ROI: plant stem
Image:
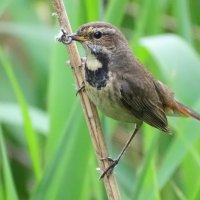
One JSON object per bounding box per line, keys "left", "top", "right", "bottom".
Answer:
{"left": 52, "top": 0, "right": 121, "bottom": 199}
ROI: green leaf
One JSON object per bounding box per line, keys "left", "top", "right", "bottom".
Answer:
{"left": 0, "top": 102, "right": 48, "bottom": 134}
{"left": 141, "top": 34, "right": 200, "bottom": 103}
{"left": 0, "top": 48, "right": 41, "bottom": 180}
{"left": 46, "top": 43, "right": 77, "bottom": 158}
{"left": 84, "top": 0, "right": 100, "bottom": 21}
{"left": 0, "top": 126, "right": 18, "bottom": 200}
{"left": 104, "top": 0, "right": 129, "bottom": 25}
{"left": 0, "top": 22, "right": 54, "bottom": 43}
{"left": 140, "top": 34, "right": 200, "bottom": 200}
{"left": 133, "top": 131, "right": 160, "bottom": 200}
{"left": 172, "top": 0, "right": 193, "bottom": 44}
{"left": 31, "top": 101, "right": 96, "bottom": 200}
{"left": 130, "top": 0, "right": 168, "bottom": 48}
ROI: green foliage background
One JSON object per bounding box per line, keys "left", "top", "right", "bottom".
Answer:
{"left": 0, "top": 0, "right": 200, "bottom": 199}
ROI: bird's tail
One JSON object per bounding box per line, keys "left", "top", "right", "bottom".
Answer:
{"left": 175, "top": 101, "right": 200, "bottom": 121}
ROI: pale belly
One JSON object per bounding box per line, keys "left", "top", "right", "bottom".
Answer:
{"left": 85, "top": 82, "right": 138, "bottom": 123}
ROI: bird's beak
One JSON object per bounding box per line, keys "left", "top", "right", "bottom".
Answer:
{"left": 68, "top": 33, "right": 86, "bottom": 42}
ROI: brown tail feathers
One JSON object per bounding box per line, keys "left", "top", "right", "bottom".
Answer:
{"left": 175, "top": 101, "right": 200, "bottom": 121}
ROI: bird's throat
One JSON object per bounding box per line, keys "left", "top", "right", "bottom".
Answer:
{"left": 86, "top": 53, "right": 102, "bottom": 71}
{"left": 85, "top": 51, "right": 109, "bottom": 90}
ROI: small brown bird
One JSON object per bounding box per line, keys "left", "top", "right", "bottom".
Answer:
{"left": 59, "top": 21, "right": 200, "bottom": 178}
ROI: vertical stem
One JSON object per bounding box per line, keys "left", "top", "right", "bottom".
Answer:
{"left": 52, "top": 0, "right": 121, "bottom": 199}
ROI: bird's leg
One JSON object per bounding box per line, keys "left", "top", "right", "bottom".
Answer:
{"left": 100, "top": 123, "right": 142, "bottom": 179}
{"left": 66, "top": 57, "right": 86, "bottom": 95}
{"left": 75, "top": 57, "right": 86, "bottom": 95}
{"left": 76, "top": 82, "right": 85, "bottom": 96}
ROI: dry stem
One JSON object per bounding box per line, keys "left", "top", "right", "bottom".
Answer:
{"left": 52, "top": 0, "right": 121, "bottom": 199}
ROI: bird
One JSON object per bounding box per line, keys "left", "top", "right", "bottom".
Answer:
{"left": 58, "top": 21, "right": 200, "bottom": 178}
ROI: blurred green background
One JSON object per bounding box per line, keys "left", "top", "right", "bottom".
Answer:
{"left": 1, "top": 0, "right": 200, "bottom": 199}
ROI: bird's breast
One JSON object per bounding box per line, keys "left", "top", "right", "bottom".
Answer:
{"left": 84, "top": 51, "right": 138, "bottom": 122}
{"left": 85, "top": 72, "right": 137, "bottom": 123}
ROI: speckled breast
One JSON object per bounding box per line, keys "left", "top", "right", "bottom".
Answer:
{"left": 85, "top": 77, "right": 137, "bottom": 123}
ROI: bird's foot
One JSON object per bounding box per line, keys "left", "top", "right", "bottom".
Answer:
{"left": 76, "top": 82, "right": 85, "bottom": 96}
{"left": 100, "top": 157, "right": 119, "bottom": 179}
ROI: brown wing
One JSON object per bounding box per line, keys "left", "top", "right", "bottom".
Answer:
{"left": 120, "top": 73, "right": 170, "bottom": 133}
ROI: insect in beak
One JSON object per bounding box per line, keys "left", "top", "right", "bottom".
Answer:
{"left": 57, "top": 28, "right": 85, "bottom": 45}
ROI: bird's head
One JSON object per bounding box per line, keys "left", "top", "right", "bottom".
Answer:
{"left": 68, "top": 21, "right": 128, "bottom": 56}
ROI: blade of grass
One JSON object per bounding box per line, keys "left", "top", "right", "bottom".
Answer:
{"left": 80, "top": 153, "right": 104, "bottom": 200}
{"left": 0, "top": 102, "right": 48, "bottom": 134}
{"left": 177, "top": 123, "right": 200, "bottom": 198}
{"left": 31, "top": 100, "right": 97, "bottom": 200}
{"left": 138, "top": 126, "right": 161, "bottom": 200}
{"left": 159, "top": 116, "right": 200, "bottom": 189}
{"left": 84, "top": 0, "right": 99, "bottom": 21}
{"left": 132, "top": 131, "right": 160, "bottom": 200}
{"left": 104, "top": 0, "right": 129, "bottom": 25}
{"left": 0, "top": 125, "right": 18, "bottom": 200}
{"left": 191, "top": 148, "right": 200, "bottom": 200}
{"left": 130, "top": 0, "right": 168, "bottom": 49}
{"left": 192, "top": 183, "right": 200, "bottom": 200}
{"left": 0, "top": 47, "right": 41, "bottom": 180}
{"left": 172, "top": 0, "right": 193, "bottom": 44}
{"left": 171, "top": 181, "right": 187, "bottom": 200}
{"left": 0, "top": 22, "right": 54, "bottom": 43}
{"left": 88, "top": 154, "right": 105, "bottom": 200}
{"left": 47, "top": 43, "right": 77, "bottom": 157}
{"left": 63, "top": 0, "right": 87, "bottom": 30}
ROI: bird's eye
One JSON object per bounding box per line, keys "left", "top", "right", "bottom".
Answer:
{"left": 93, "top": 31, "right": 102, "bottom": 39}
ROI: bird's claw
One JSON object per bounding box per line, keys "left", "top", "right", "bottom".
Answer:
{"left": 100, "top": 157, "right": 119, "bottom": 179}
{"left": 100, "top": 157, "right": 114, "bottom": 162}
{"left": 76, "top": 82, "right": 85, "bottom": 96}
